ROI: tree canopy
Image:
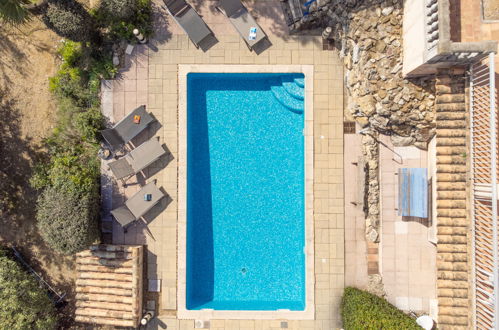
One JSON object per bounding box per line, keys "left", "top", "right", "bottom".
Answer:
{"left": 0, "top": 248, "right": 57, "bottom": 330}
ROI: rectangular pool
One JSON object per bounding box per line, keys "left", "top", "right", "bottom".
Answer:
{"left": 186, "top": 73, "right": 306, "bottom": 311}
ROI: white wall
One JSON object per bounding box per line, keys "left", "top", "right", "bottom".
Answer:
{"left": 402, "top": 0, "right": 428, "bottom": 76}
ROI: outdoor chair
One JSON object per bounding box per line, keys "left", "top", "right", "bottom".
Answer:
{"left": 216, "top": 0, "right": 271, "bottom": 54}
{"left": 164, "top": 0, "right": 216, "bottom": 51}
{"left": 111, "top": 181, "right": 165, "bottom": 228}
{"left": 101, "top": 105, "right": 154, "bottom": 151}
{"left": 108, "top": 138, "right": 167, "bottom": 186}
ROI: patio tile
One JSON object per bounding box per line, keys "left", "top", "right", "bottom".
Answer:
{"left": 106, "top": 0, "right": 346, "bottom": 324}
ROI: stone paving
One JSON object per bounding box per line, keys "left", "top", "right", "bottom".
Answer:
{"left": 378, "top": 135, "right": 437, "bottom": 317}
{"left": 103, "top": 0, "right": 345, "bottom": 328}
{"left": 343, "top": 134, "right": 369, "bottom": 289}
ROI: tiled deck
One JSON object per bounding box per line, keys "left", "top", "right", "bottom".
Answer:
{"left": 103, "top": 0, "right": 345, "bottom": 328}
{"left": 343, "top": 134, "right": 369, "bottom": 289}
{"left": 378, "top": 135, "right": 437, "bottom": 316}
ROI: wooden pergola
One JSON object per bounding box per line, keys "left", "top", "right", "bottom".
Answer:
{"left": 74, "top": 245, "right": 144, "bottom": 327}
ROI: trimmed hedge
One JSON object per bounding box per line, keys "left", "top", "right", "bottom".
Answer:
{"left": 341, "top": 287, "right": 420, "bottom": 330}
{"left": 0, "top": 248, "right": 57, "bottom": 329}
{"left": 36, "top": 182, "right": 99, "bottom": 255}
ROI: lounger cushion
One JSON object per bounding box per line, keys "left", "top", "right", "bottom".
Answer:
{"left": 111, "top": 206, "right": 136, "bottom": 227}
{"left": 218, "top": 0, "right": 267, "bottom": 49}
{"left": 128, "top": 139, "right": 167, "bottom": 173}
{"left": 101, "top": 128, "right": 124, "bottom": 150}
{"left": 219, "top": 0, "right": 243, "bottom": 17}
{"left": 164, "top": 0, "right": 189, "bottom": 16}
{"left": 107, "top": 139, "right": 166, "bottom": 182}
{"left": 125, "top": 182, "right": 165, "bottom": 219}
{"left": 113, "top": 105, "right": 154, "bottom": 144}
{"left": 108, "top": 158, "right": 135, "bottom": 180}
{"left": 174, "top": 7, "right": 213, "bottom": 46}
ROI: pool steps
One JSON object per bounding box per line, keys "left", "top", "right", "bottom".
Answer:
{"left": 282, "top": 81, "right": 304, "bottom": 100}
{"left": 270, "top": 77, "right": 305, "bottom": 113}
{"left": 294, "top": 77, "right": 305, "bottom": 88}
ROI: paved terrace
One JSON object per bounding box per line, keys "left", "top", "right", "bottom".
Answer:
{"left": 102, "top": 0, "right": 345, "bottom": 329}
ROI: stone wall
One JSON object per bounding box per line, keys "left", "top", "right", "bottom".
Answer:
{"left": 294, "top": 0, "right": 437, "bottom": 148}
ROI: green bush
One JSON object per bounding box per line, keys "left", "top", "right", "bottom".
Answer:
{"left": 36, "top": 182, "right": 99, "bottom": 254}
{"left": 42, "top": 0, "right": 95, "bottom": 42}
{"left": 58, "top": 40, "right": 82, "bottom": 67}
{"left": 31, "top": 148, "right": 100, "bottom": 191}
{"left": 0, "top": 248, "right": 57, "bottom": 329}
{"left": 341, "top": 287, "right": 420, "bottom": 330}
{"left": 75, "top": 106, "right": 105, "bottom": 142}
{"left": 100, "top": 0, "right": 137, "bottom": 21}
{"left": 95, "top": 0, "right": 153, "bottom": 42}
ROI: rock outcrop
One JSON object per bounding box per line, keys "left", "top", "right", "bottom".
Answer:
{"left": 292, "top": 0, "right": 436, "bottom": 144}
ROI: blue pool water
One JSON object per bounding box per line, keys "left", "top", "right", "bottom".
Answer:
{"left": 186, "top": 73, "right": 305, "bottom": 311}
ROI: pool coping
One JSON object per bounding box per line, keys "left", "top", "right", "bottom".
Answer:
{"left": 177, "top": 65, "right": 314, "bottom": 320}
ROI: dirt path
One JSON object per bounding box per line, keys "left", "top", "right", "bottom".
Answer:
{"left": 0, "top": 18, "right": 77, "bottom": 326}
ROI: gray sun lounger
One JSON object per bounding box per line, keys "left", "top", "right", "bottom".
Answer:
{"left": 108, "top": 138, "right": 167, "bottom": 185}
{"left": 101, "top": 105, "right": 154, "bottom": 151}
{"left": 111, "top": 181, "right": 165, "bottom": 227}
{"left": 164, "top": 0, "right": 215, "bottom": 50}
{"left": 217, "top": 0, "right": 270, "bottom": 52}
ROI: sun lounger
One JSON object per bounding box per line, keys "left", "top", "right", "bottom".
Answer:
{"left": 216, "top": 0, "right": 270, "bottom": 53}
{"left": 101, "top": 105, "right": 154, "bottom": 151}
{"left": 108, "top": 138, "right": 166, "bottom": 185}
{"left": 111, "top": 181, "right": 165, "bottom": 227}
{"left": 164, "top": 0, "right": 216, "bottom": 50}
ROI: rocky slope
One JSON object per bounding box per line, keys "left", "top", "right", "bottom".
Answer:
{"left": 294, "top": 0, "right": 436, "bottom": 148}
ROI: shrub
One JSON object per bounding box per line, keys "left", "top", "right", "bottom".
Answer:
{"left": 49, "top": 67, "right": 91, "bottom": 106}
{"left": 75, "top": 106, "right": 105, "bottom": 142}
{"left": 42, "top": 0, "right": 95, "bottom": 42}
{"left": 100, "top": 0, "right": 137, "bottom": 21}
{"left": 0, "top": 0, "right": 30, "bottom": 25}
{"left": 58, "top": 40, "right": 82, "bottom": 67}
{"left": 341, "top": 287, "right": 420, "bottom": 330}
{"left": 97, "top": 0, "right": 153, "bottom": 42}
{"left": 0, "top": 248, "right": 57, "bottom": 329}
{"left": 36, "top": 182, "right": 99, "bottom": 254}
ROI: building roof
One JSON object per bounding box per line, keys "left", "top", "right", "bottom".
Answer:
{"left": 75, "top": 245, "right": 144, "bottom": 328}
{"left": 435, "top": 69, "right": 470, "bottom": 328}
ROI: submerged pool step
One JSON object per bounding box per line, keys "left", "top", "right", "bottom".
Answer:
{"left": 281, "top": 80, "right": 304, "bottom": 100}
{"left": 271, "top": 85, "right": 304, "bottom": 113}
{"left": 294, "top": 78, "right": 305, "bottom": 88}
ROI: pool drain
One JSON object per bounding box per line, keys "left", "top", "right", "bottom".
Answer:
{"left": 241, "top": 267, "right": 247, "bottom": 274}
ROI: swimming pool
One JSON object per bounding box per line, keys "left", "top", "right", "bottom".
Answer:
{"left": 185, "top": 73, "right": 306, "bottom": 311}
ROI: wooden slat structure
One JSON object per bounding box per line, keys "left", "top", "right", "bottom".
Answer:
{"left": 435, "top": 69, "right": 470, "bottom": 329}
{"left": 75, "top": 245, "right": 144, "bottom": 328}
